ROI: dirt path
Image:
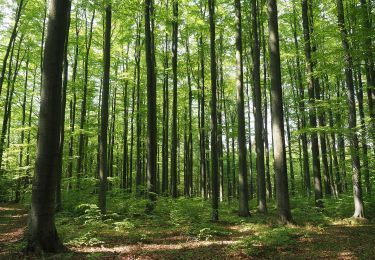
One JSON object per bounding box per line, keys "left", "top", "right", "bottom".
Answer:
{"left": 1, "top": 204, "right": 375, "bottom": 259}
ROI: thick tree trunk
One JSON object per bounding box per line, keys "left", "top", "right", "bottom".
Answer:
{"left": 56, "top": 10, "right": 71, "bottom": 211}
{"left": 267, "top": 0, "right": 292, "bottom": 224}
{"left": 26, "top": 0, "right": 70, "bottom": 252}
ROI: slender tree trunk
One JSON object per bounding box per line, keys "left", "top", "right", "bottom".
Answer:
{"left": 199, "top": 33, "right": 207, "bottom": 199}
{"left": 0, "top": 35, "right": 24, "bottom": 171}
{"left": 301, "top": 0, "right": 323, "bottom": 207}
{"left": 67, "top": 12, "right": 79, "bottom": 188}
{"left": 16, "top": 56, "right": 30, "bottom": 203}
{"left": 234, "top": 0, "right": 249, "bottom": 217}
{"left": 170, "top": 0, "right": 179, "bottom": 198}
{"left": 0, "top": 0, "right": 24, "bottom": 96}
{"left": 292, "top": 0, "right": 310, "bottom": 195}
{"left": 145, "top": 0, "right": 157, "bottom": 200}
{"left": 355, "top": 69, "right": 371, "bottom": 196}
{"left": 77, "top": 7, "right": 96, "bottom": 180}
{"left": 336, "top": 0, "right": 364, "bottom": 218}
{"left": 252, "top": 0, "right": 267, "bottom": 213}
{"left": 208, "top": 0, "right": 219, "bottom": 221}
{"left": 98, "top": 3, "right": 111, "bottom": 215}
{"left": 162, "top": 2, "right": 170, "bottom": 194}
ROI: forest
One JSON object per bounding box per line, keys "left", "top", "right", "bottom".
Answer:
{"left": 0, "top": 0, "right": 374, "bottom": 258}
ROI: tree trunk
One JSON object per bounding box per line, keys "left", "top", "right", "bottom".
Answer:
{"left": 77, "top": 7, "right": 96, "bottom": 180}
{"left": 252, "top": 0, "right": 267, "bottom": 213}
{"left": 99, "top": 3, "right": 111, "bottom": 215}
{"left": 267, "top": 0, "right": 292, "bottom": 224}
{"left": 336, "top": 0, "right": 364, "bottom": 218}
{"left": 208, "top": 0, "right": 219, "bottom": 221}
{"left": 170, "top": 0, "right": 179, "bottom": 198}
{"left": 26, "top": 0, "right": 71, "bottom": 252}
{"left": 56, "top": 10, "right": 71, "bottom": 211}
{"left": 145, "top": 0, "right": 157, "bottom": 200}
{"left": 234, "top": 0, "right": 249, "bottom": 217}
{"left": 301, "top": 0, "right": 323, "bottom": 207}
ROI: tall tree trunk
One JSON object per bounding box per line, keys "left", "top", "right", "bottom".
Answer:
{"left": 67, "top": 12, "right": 79, "bottom": 188}
{"left": 267, "top": 0, "right": 292, "bottom": 224}
{"left": 199, "top": 32, "right": 207, "bottom": 199}
{"left": 292, "top": 0, "right": 310, "bottom": 195}
{"left": 235, "top": 0, "right": 249, "bottom": 217}
{"left": 336, "top": 0, "right": 364, "bottom": 218}
{"left": 186, "top": 38, "right": 193, "bottom": 197}
{"left": 301, "top": 0, "right": 323, "bottom": 207}
{"left": 56, "top": 10, "right": 72, "bottom": 211}
{"left": 252, "top": 0, "right": 267, "bottom": 213}
{"left": 208, "top": 0, "right": 219, "bottom": 221}
{"left": 99, "top": 3, "right": 111, "bottom": 215}
{"left": 145, "top": 0, "right": 157, "bottom": 200}
{"left": 355, "top": 69, "right": 370, "bottom": 196}
{"left": 77, "top": 7, "right": 96, "bottom": 180}
{"left": 26, "top": 0, "right": 71, "bottom": 252}
{"left": 16, "top": 56, "right": 30, "bottom": 203}
{"left": 162, "top": 1, "right": 170, "bottom": 194}
{"left": 170, "top": 0, "right": 179, "bottom": 198}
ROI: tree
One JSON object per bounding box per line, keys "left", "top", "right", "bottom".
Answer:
{"left": 336, "top": 0, "right": 364, "bottom": 218}
{"left": 208, "top": 0, "right": 219, "bottom": 221}
{"left": 252, "top": 0, "right": 267, "bottom": 213}
{"left": 170, "top": 0, "right": 179, "bottom": 198}
{"left": 234, "top": 0, "right": 249, "bottom": 217}
{"left": 267, "top": 0, "right": 292, "bottom": 224}
{"left": 26, "top": 0, "right": 71, "bottom": 252}
{"left": 99, "top": 1, "right": 112, "bottom": 215}
{"left": 145, "top": 0, "right": 157, "bottom": 200}
{"left": 301, "top": 0, "right": 323, "bottom": 207}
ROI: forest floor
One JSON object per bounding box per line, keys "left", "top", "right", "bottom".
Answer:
{"left": 1, "top": 194, "right": 375, "bottom": 259}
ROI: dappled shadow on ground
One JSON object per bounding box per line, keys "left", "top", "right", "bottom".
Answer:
{"left": 248, "top": 224, "right": 375, "bottom": 260}
{"left": 1, "top": 203, "right": 375, "bottom": 259}
{"left": 0, "top": 204, "right": 28, "bottom": 257}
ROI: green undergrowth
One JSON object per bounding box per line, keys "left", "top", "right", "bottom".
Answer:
{"left": 3, "top": 187, "right": 375, "bottom": 258}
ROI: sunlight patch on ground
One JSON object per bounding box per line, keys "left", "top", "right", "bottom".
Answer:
{"left": 0, "top": 227, "right": 26, "bottom": 243}
{"left": 70, "top": 240, "right": 237, "bottom": 254}
{"left": 337, "top": 250, "right": 356, "bottom": 260}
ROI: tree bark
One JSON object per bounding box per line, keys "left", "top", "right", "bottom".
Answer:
{"left": 267, "top": 0, "right": 292, "bottom": 224}
{"left": 208, "top": 0, "right": 219, "bottom": 221}
{"left": 145, "top": 0, "right": 157, "bottom": 200}
{"left": 336, "top": 0, "right": 364, "bottom": 218}
{"left": 26, "top": 0, "right": 70, "bottom": 252}
{"left": 170, "top": 0, "right": 179, "bottom": 198}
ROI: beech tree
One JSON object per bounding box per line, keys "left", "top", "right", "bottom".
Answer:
{"left": 26, "top": 0, "right": 71, "bottom": 252}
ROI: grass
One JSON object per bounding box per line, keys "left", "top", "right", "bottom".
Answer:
{"left": 1, "top": 189, "right": 375, "bottom": 259}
